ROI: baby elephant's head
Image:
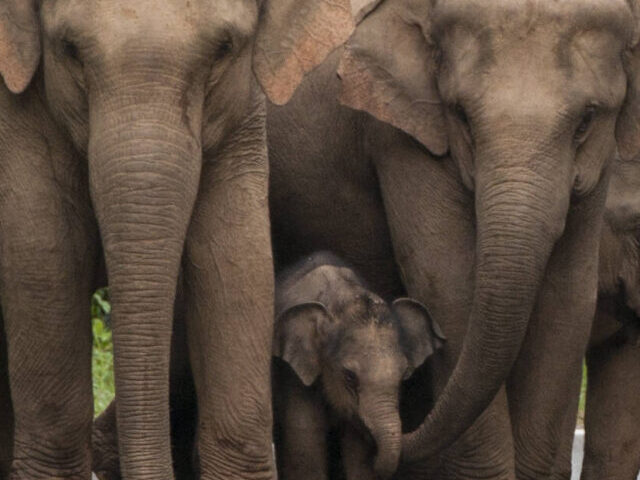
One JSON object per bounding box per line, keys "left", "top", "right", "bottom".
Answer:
{"left": 274, "top": 295, "right": 445, "bottom": 479}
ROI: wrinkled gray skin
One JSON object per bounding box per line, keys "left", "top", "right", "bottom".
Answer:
{"left": 268, "top": 0, "right": 640, "bottom": 478}
{"left": 273, "top": 252, "right": 444, "bottom": 480}
{"left": 580, "top": 154, "right": 640, "bottom": 480}
{"left": 0, "top": 0, "right": 357, "bottom": 478}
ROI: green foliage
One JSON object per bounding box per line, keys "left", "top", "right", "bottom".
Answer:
{"left": 92, "top": 288, "right": 114, "bottom": 416}
{"left": 577, "top": 362, "right": 587, "bottom": 427}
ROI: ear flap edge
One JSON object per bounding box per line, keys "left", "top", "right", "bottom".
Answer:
{"left": 273, "top": 301, "right": 331, "bottom": 386}
{"left": 337, "top": 0, "right": 448, "bottom": 156}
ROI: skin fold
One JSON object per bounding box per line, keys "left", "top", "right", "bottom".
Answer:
{"left": 580, "top": 154, "right": 640, "bottom": 480}
{"left": 0, "top": 0, "right": 360, "bottom": 478}
{"left": 273, "top": 252, "right": 444, "bottom": 480}
{"left": 267, "top": 0, "right": 640, "bottom": 478}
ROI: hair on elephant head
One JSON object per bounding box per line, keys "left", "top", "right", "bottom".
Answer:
{"left": 274, "top": 252, "right": 445, "bottom": 479}
{"left": 0, "top": 0, "right": 381, "bottom": 477}
{"left": 337, "top": 0, "right": 640, "bottom": 462}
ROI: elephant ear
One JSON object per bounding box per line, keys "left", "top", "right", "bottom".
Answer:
{"left": 392, "top": 298, "right": 445, "bottom": 379}
{"left": 617, "top": 1, "right": 640, "bottom": 161}
{"left": 253, "top": 0, "right": 383, "bottom": 105}
{"left": 273, "top": 302, "right": 333, "bottom": 386}
{"left": 0, "top": 0, "right": 40, "bottom": 94}
{"left": 337, "top": 0, "right": 447, "bottom": 156}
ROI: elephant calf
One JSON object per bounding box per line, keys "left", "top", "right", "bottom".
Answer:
{"left": 273, "top": 252, "right": 445, "bottom": 480}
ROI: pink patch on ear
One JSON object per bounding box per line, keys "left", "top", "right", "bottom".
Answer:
{"left": 337, "top": 46, "right": 448, "bottom": 156}
{"left": 0, "top": 33, "right": 35, "bottom": 93}
{"left": 0, "top": 2, "right": 40, "bottom": 94}
{"left": 254, "top": 0, "right": 355, "bottom": 105}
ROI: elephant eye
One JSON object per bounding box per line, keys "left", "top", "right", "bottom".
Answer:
{"left": 574, "top": 106, "right": 596, "bottom": 143}
{"left": 454, "top": 103, "right": 469, "bottom": 127}
{"left": 214, "top": 35, "right": 234, "bottom": 61}
{"left": 62, "top": 39, "right": 82, "bottom": 64}
{"left": 342, "top": 368, "right": 359, "bottom": 395}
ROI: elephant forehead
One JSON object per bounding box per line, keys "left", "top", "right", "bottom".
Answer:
{"left": 67, "top": 0, "right": 258, "bottom": 56}
{"left": 437, "top": 13, "right": 627, "bottom": 116}
{"left": 433, "top": 0, "right": 633, "bottom": 42}
{"left": 337, "top": 324, "right": 402, "bottom": 358}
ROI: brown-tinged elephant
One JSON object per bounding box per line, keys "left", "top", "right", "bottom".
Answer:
{"left": 581, "top": 153, "right": 640, "bottom": 480}
{"left": 267, "top": 0, "right": 640, "bottom": 478}
{"left": 273, "top": 252, "right": 444, "bottom": 480}
{"left": 0, "top": 0, "right": 361, "bottom": 478}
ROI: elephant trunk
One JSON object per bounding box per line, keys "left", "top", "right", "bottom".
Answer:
{"left": 403, "top": 140, "right": 572, "bottom": 462}
{"left": 362, "top": 396, "right": 402, "bottom": 479}
{"left": 88, "top": 84, "right": 202, "bottom": 478}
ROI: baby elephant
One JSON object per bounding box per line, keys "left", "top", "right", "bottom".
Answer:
{"left": 273, "top": 252, "right": 444, "bottom": 480}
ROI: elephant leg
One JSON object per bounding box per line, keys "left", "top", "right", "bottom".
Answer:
{"left": 0, "top": 142, "right": 97, "bottom": 477}
{"left": 373, "top": 125, "right": 515, "bottom": 480}
{"left": 0, "top": 312, "right": 13, "bottom": 479}
{"left": 184, "top": 106, "right": 275, "bottom": 480}
{"left": 506, "top": 178, "right": 607, "bottom": 480}
{"left": 549, "top": 384, "right": 581, "bottom": 480}
{"left": 581, "top": 334, "right": 640, "bottom": 480}
{"left": 92, "top": 403, "right": 121, "bottom": 480}
{"left": 340, "top": 425, "right": 375, "bottom": 480}
{"left": 272, "top": 364, "right": 329, "bottom": 480}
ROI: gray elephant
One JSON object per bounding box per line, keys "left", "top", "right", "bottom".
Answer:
{"left": 273, "top": 252, "right": 444, "bottom": 480}
{"left": 581, "top": 153, "right": 640, "bottom": 480}
{"left": 0, "top": 0, "right": 361, "bottom": 478}
{"left": 267, "top": 0, "right": 640, "bottom": 478}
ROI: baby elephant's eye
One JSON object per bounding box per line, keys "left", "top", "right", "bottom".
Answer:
{"left": 343, "top": 368, "right": 359, "bottom": 394}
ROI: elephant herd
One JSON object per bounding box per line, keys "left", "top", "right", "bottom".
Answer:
{"left": 0, "top": 0, "right": 639, "bottom": 479}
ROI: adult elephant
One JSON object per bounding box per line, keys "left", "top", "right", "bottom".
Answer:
{"left": 0, "top": 0, "right": 358, "bottom": 478}
{"left": 268, "top": 0, "right": 640, "bottom": 477}
{"left": 581, "top": 153, "right": 640, "bottom": 480}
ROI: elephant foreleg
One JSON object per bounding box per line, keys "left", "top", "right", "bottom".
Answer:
{"left": 272, "top": 364, "right": 329, "bottom": 480}
{"left": 581, "top": 327, "right": 640, "bottom": 480}
{"left": 92, "top": 403, "right": 121, "bottom": 480}
{"left": 507, "top": 178, "right": 608, "bottom": 480}
{"left": 0, "top": 147, "right": 98, "bottom": 478}
{"left": 184, "top": 102, "right": 275, "bottom": 480}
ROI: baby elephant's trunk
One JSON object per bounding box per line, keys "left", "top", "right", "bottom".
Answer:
{"left": 363, "top": 397, "right": 402, "bottom": 479}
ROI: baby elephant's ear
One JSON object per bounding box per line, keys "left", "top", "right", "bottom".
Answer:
{"left": 273, "top": 302, "right": 332, "bottom": 386}
{"left": 393, "top": 298, "right": 445, "bottom": 375}
{"left": 0, "top": 0, "right": 41, "bottom": 94}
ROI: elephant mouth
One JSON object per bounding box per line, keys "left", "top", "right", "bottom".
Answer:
{"left": 348, "top": 415, "right": 377, "bottom": 448}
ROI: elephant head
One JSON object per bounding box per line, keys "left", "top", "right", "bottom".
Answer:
{"left": 0, "top": 0, "right": 373, "bottom": 476}
{"left": 274, "top": 296, "right": 444, "bottom": 479}
{"left": 338, "top": 0, "right": 640, "bottom": 462}
{"left": 599, "top": 153, "right": 640, "bottom": 316}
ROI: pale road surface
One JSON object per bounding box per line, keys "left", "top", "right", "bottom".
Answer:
{"left": 90, "top": 431, "right": 640, "bottom": 480}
